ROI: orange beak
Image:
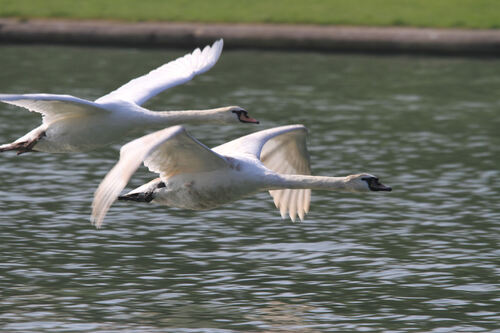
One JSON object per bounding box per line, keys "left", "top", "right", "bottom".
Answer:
{"left": 240, "top": 113, "right": 260, "bottom": 124}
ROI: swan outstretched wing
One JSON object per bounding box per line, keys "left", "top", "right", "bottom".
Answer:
{"left": 261, "top": 130, "right": 311, "bottom": 222}
{"left": 213, "top": 124, "right": 311, "bottom": 222}
{"left": 213, "top": 124, "right": 308, "bottom": 160}
{"left": 0, "top": 93, "right": 109, "bottom": 123}
{"left": 91, "top": 125, "right": 228, "bottom": 228}
{"left": 96, "top": 39, "right": 224, "bottom": 106}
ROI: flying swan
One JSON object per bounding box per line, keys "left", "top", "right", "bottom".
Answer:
{"left": 0, "top": 39, "right": 258, "bottom": 154}
{"left": 91, "top": 124, "right": 392, "bottom": 228}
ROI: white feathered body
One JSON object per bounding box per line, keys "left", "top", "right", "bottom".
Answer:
{"left": 91, "top": 124, "right": 392, "bottom": 228}
{"left": 1, "top": 39, "right": 230, "bottom": 153}
{"left": 17, "top": 101, "right": 139, "bottom": 152}
{"left": 151, "top": 155, "right": 275, "bottom": 210}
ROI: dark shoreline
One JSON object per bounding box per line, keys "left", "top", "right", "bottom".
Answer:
{"left": 1, "top": 18, "right": 500, "bottom": 56}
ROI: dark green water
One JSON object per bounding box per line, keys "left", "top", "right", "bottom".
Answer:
{"left": 0, "top": 45, "right": 499, "bottom": 332}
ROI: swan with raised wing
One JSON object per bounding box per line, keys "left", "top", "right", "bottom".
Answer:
{"left": 0, "top": 39, "right": 258, "bottom": 154}
{"left": 91, "top": 124, "right": 391, "bottom": 228}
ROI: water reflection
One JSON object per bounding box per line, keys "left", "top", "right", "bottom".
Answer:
{"left": 0, "top": 46, "right": 499, "bottom": 332}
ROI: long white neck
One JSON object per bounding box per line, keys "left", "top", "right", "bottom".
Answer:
{"left": 136, "top": 107, "right": 234, "bottom": 127}
{"left": 266, "top": 174, "right": 350, "bottom": 191}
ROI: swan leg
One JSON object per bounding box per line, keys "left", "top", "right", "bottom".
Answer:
{"left": 117, "top": 179, "right": 165, "bottom": 203}
{"left": 118, "top": 192, "right": 155, "bottom": 203}
{"left": 0, "top": 131, "right": 46, "bottom": 155}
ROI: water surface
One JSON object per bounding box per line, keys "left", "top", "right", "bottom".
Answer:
{"left": 0, "top": 45, "right": 499, "bottom": 332}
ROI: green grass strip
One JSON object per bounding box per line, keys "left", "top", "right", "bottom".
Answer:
{"left": 1, "top": 0, "right": 499, "bottom": 29}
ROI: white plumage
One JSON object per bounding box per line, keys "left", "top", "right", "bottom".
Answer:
{"left": 0, "top": 39, "right": 257, "bottom": 153}
{"left": 91, "top": 125, "right": 392, "bottom": 228}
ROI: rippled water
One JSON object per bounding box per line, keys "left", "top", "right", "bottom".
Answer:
{"left": 0, "top": 45, "right": 499, "bottom": 332}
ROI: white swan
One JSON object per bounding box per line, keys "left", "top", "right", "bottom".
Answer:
{"left": 91, "top": 124, "right": 391, "bottom": 228}
{"left": 0, "top": 39, "right": 258, "bottom": 154}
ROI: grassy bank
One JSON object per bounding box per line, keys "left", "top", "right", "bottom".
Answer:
{"left": 0, "top": 0, "right": 499, "bottom": 29}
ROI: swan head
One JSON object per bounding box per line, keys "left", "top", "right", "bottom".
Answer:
{"left": 229, "top": 107, "right": 260, "bottom": 124}
{"left": 345, "top": 173, "right": 392, "bottom": 192}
